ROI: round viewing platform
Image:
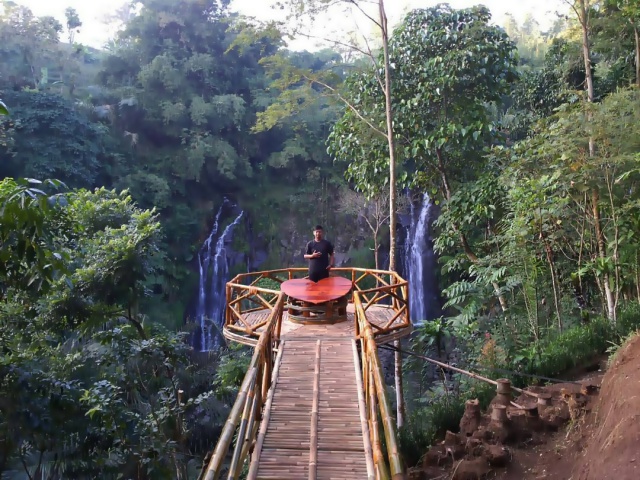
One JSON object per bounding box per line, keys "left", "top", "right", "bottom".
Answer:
{"left": 222, "top": 267, "right": 413, "bottom": 347}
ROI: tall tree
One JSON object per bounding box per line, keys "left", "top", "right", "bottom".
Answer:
{"left": 64, "top": 7, "right": 82, "bottom": 44}
{"left": 568, "top": 0, "right": 617, "bottom": 321}
{"left": 0, "top": 2, "right": 63, "bottom": 89}
{"left": 329, "top": 5, "right": 518, "bottom": 313}
{"left": 255, "top": 0, "right": 406, "bottom": 426}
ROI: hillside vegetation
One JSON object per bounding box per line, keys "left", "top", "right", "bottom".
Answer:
{"left": 1, "top": 0, "right": 640, "bottom": 478}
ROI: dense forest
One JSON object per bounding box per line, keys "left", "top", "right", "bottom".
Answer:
{"left": 1, "top": 0, "right": 640, "bottom": 477}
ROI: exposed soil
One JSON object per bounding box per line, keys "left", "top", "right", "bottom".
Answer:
{"left": 407, "top": 338, "right": 640, "bottom": 480}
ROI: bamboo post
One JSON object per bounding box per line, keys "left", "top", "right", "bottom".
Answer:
{"left": 247, "top": 342, "right": 285, "bottom": 480}
{"left": 496, "top": 379, "right": 512, "bottom": 406}
{"left": 491, "top": 404, "right": 508, "bottom": 424}
{"left": 275, "top": 294, "right": 284, "bottom": 342}
{"left": 537, "top": 393, "right": 552, "bottom": 415}
{"left": 355, "top": 293, "right": 405, "bottom": 480}
{"left": 537, "top": 393, "right": 552, "bottom": 407}
{"left": 352, "top": 339, "right": 375, "bottom": 480}
{"left": 261, "top": 346, "right": 271, "bottom": 403}
{"left": 228, "top": 372, "right": 258, "bottom": 479}
{"left": 202, "top": 365, "right": 258, "bottom": 480}
{"left": 238, "top": 380, "right": 262, "bottom": 467}
{"left": 309, "top": 340, "right": 321, "bottom": 480}
{"left": 369, "top": 365, "right": 388, "bottom": 480}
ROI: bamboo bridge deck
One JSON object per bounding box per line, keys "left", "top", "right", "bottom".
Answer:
{"left": 251, "top": 336, "right": 371, "bottom": 479}
{"left": 201, "top": 268, "right": 410, "bottom": 480}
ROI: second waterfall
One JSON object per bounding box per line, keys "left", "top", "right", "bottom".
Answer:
{"left": 403, "top": 193, "right": 441, "bottom": 324}
{"left": 194, "top": 200, "right": 244, "bottom": 351}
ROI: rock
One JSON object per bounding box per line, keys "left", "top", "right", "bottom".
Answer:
{"left": 451, "top": 458, "right": 491, "bottom": 480}
{"left": 422, "top": 445, "right": 450, "bottom": 467}
{"left": 485, "top": 444, "right": 510, "bottom": 467}
{"left": 487, "top": 419, "right": 514, "bottom": 444}
{"left": 465, "top": 437, "right": 485, "bottom": 457}
{"left": 471, "top": 427, "right": 491, "bottom": 441}
{"left": 333, "top": 252, "right": 350, "bottom": 267}
{"left": 407, "top": 467, "right": 427, "bottom": 479}
{"left": 460, "top": 399, "right": 482, "bottom": 437}
{"left": 444, "top": 431, "right": 466, "bottom": 460}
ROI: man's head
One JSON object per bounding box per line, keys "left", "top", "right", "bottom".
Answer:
{"left": 313, "top": 225, "right": 324, "bottom": 241}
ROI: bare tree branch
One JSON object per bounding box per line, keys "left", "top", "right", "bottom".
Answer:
{"left": 302, "top": 73, "right": 388, "bottom": 138}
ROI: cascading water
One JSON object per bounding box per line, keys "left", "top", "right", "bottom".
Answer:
{"left": 404, "top": 192, "right": 439, "bottom": 324}
{"left": 194, "top": 201, "right": 244, "bottom": 351}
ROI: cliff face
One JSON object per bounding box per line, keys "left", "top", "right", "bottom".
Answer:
{"left": 243, "top": 208, "right": 372, "bottom": 272}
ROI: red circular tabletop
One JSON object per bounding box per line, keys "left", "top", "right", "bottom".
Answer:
{"left": 281, "top": 277, "right": 353, "bottom": 305}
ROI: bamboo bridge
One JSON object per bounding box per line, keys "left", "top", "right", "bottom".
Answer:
{"left": 200, "top": 268, "right": 412, "bottom": 480}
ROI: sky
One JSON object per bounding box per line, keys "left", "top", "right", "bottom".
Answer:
{"left": 12, "top": 0, "right": 567, "bottom": 49}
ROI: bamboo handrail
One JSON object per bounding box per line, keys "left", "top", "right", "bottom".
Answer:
{"left": 247, "top": 341, "right": 285, "bottom": 480}
{"left": 200, "top": 292, "right": 286, "bottom": 480}
{"left": 353, "top": 293, "right": 405, "bottom": 480}
{"left": 351, "top": 339, "right": 375, "bottom": 480}
{"left": 224, "top": 267, "right": 411, "bottom": 343}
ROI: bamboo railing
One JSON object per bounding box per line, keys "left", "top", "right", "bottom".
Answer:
{"left": 347, "top": 267, "right": 410, "bottom": 341}
{"left": 353, "top": 292, "right": 405, "bottom": 480}
{"left": 223, "top": 268, "right": 301, "bottom": 343}
{"left": 199, "top": 292, "right": 286, "bottom": 480}
{"left": 224, "top": 267, "right": 411, "bottom": 344}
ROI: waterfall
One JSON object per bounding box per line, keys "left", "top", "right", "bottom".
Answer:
{"left": 194, "top": 202, "right": 244, "bottom": 351}
{"left": 405, "top": 192, "right": 435, "bottom": 324}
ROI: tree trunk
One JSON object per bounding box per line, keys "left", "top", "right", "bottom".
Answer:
{"left": 592, "top": 188, "right": 616, "bottom": 322}
{"left": 374, "top": 237, "right": 380, "bottom": 272}
{"left": 378, "top": 0, "right": 405, "bottom": 430}
{"left": 380, "top": 2, "right": 396, "bottom": 275}
{"left": 579, "top": 0, "right": 594, "bottom": 102}
{"left": 543, "top": 238, "right": 563, "bottom": 332}
{"left": 636, "top": 249, "right": 640, "bottom": 302}
{"left": 578, "top": 0, "right": 616, "bottom": 322}
{"left": 634, "top": 24, "right": 640, "bottom": 88}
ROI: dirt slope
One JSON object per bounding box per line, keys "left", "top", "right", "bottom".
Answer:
{"left": 407, "top": 335, "right": 640, "bottom": 480}
{"left": 572, "top": 334, "right": 640, "bottom": 480}
{"left": 499, "top": 334, "right": 640, "bottom": 480}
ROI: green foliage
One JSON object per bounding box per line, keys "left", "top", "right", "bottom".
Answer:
{"left": 0, "top": 91, "right": 110, "bottom": 186}
{"left": 616, "top": 301, "right": 640, "bottom": 338}
{"left": 331, "top": 5, "right": 519, "bottom": 197}
{"left": 523, "top": 318, "right": 613, "bottom": 378}
{"left": 213, "top": 343, "right": 252, "bottom": 400}
{"left": 0, "top": 178, "right": 221, "bottom": 478}
{"left": 398, "top": 380, "right": 494, "bottom": 467}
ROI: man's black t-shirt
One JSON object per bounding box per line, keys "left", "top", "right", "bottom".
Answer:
{"left": 306, "top": 239, "right": 334, "bottom": 282}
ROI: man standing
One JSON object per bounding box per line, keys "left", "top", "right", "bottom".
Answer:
{"left": 304, "top": 225, "right": 335, "bottom": 282}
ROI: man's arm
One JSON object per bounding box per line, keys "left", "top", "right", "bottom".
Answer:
{"left": 304, "top": 242, "right": 319, "bottom": 260}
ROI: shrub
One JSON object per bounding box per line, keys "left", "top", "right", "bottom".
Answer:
{"left": 525, "top": 317, "right": 613, "bottom": 378}
{"left": 617, "top": 302, "right": 640, "bottom": 338}
{"left": 398, "top": 379, "right": 493, "bottom": 467}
